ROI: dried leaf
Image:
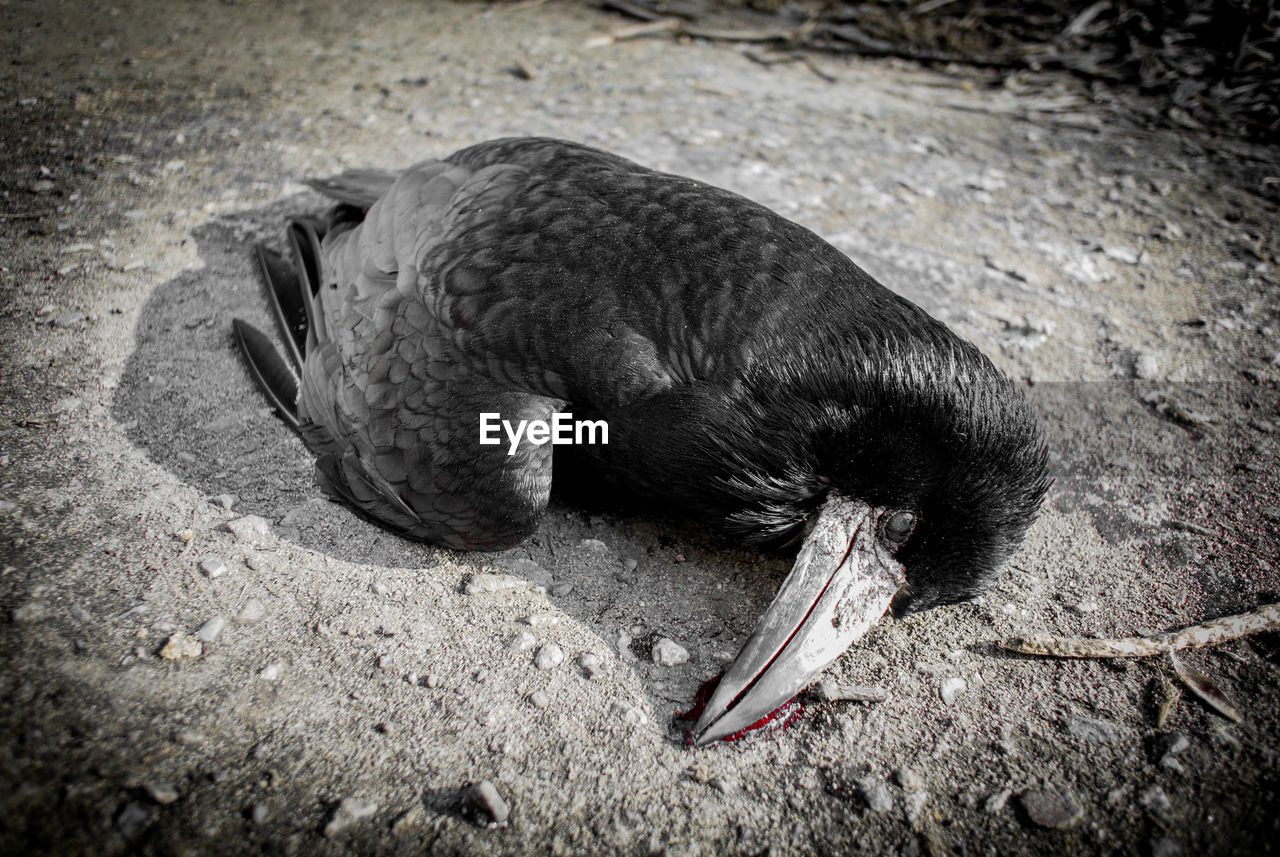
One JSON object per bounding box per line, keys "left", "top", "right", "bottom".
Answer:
{"left": 1169, "top": 651, "right": 1242, "bottom": 723}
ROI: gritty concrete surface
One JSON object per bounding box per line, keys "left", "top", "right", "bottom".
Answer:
{"left": 2, "top": 2, "right": 1279, "bottom": 855}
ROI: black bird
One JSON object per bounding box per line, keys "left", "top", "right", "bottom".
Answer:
{"left": 233, "top": 137, "right": 1048, "bottom": 746}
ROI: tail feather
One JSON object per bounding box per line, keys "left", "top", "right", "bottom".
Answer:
{"left": 286, "top": 218, "right": 328, "bottom": 352}
{"left": 305, "top": 168, "right": 398, "bottom": 209}
{"left": 232, "top": 319, "right": 300, "bottom": 432}
{"left": 253, "top": 244, "right": 306, "bottom": 372}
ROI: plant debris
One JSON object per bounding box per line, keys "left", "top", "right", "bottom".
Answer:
{"left": 1169, "top": 651, "right": 1243, "bottom": 723}
{"left": 1003, "top": 602, "right": 1280, "bottom": 658}
{"left": 598, "top": 0, "right": 1280, "bottom": 145}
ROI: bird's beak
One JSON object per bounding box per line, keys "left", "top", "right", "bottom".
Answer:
{"left": 692, "top": 494, "right": 904, "bottom": 746}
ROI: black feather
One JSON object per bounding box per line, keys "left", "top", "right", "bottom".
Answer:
{"left": 231, "top": 319, "right": 300, "bottom": 431}
{"left": 253, "top": 244, "right": 306, "bottom": 372}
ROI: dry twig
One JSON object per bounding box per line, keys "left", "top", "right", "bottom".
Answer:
{"left": 1003, "top": 602, "right": 1280, "bottom": 659}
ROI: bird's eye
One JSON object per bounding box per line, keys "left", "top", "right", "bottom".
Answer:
{"left": 880, "top": 510, "right": 917, "bottom": 551}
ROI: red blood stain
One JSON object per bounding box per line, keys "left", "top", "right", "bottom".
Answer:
{"left": 675, "top": 674, "right": 803, "bottom": 745}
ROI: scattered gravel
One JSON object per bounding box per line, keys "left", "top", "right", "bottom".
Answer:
{"left": 235, "top": 599, "right": 266, "bottom": 623}
{"left": 1018, "top": 789, "right": 1083, "bottom": 829}
{"left": 652, "top": 638, "right": 689, "bottom": 667}
{"left": 467, "top": 779, "right": 510, "bottom": 829}
{"left": 985, "top": 789, "right": 1013, "bottom": 814}
{"left": 194, "top": 616, "right": 225, "bottom": 643}
{"left": 857, "top": 776, "right": 894, "bottom": 813}
{"left": 259, "top": 661, "right": 286, "bottom": 681}
{"left": 198, "top": 556, "right": 228, "bottom": 579}
{"left": 904, "top": 791, "right": 929, "bottom": 824}
{"left": 224, "top": 515, "right": 271, "bottom": 542}
{"left": 939, "top": 677, "right": 967, "bottom": 705}
{"left": 158, "top": 633, "right": 202, "bottom": 660}
{"left": 534, "top": 643, "right": 564, "bottom": 670}
{"left": 894, "top": 768, "right": 924, "bottom": 792}
{"left": 11, "top": 601, "right": 49, "bottom": 623}
{"left": 324, "top": 796, "right": 378, "bottom": 838}
{"left": 143, "top": 782, "right": 179, "bottom": 804}
{"left": 115, "top": 801, "right": 151, "bottom": 837}
{"left": 507, "top": 631, "right": 536, "bottom": 652}
{"left": 579, "top": 652, "right": 603, "bottom": 680}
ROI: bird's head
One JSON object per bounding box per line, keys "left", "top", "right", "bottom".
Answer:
{"left": 691, "top": 322, "right": 1049, "bottom": 745}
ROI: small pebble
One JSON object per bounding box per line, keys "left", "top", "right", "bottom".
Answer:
{"left": 1133, "top": 352, "right": 1159, "bottom": 380}
{"left": 1072, "top": 600, "right": 1099, "bottom": 613}
{"left": 652, "top": 637, "right": 689, "bottom": 667}
{"left": 710, "top": 775, "right": 738, "bottom": 795}
{"left": 236, "top": 599, "right": 266, "bottom": 623}
{"left": 579, "top": 538, "right": 609, "bottom": 553}
{"left": 175, "top": 728, "right": 206, "bottom": 745}
{"left": 467, "top": 779, "right": 510, "bottom": 828}
{"left": 199, "top": 556, "right": 228, "bottom": 579}
{"left": 259, "top": 661, "right": 286, "bottom": 681}
{"left": 939, "top": 676, "right": 966, "bottom": 705}
{"left": 522, "top": 614, "right": 559, "bottom": 627}
{"left": 623, "top": 558, "right": 639, "bottom": 572}
{"left": 210, "top": 494, "right": 237, "bottom": 511}
{"left": 144, "top": 782, "right": 179, "bottom": 804}
{"left": 406, "top": 671, "right": 419, "bottom": 685}
{"left": 424, "top": 674, "right": 439, "bottom": 689}
{"left": 985, "top": 788, "right": 1013, "bottom": 813}
{"left": 224, "top": 515, "right": 271, "bottom": 542}
{"left": 370, "top": 580, "right": 390, "bottom": 596}
{"left": 1161, "top": 731, "right": 1190, "bottom": 756}
{"left": 159, "top": 633, "right": 202, "bottom": 660}
{"left": 894, "top": 768, "right": 923, "bottom": 792}
{"left": 507, "top": 630, "right": 536, "bottom": 652}
{"left": 116, "top": 801, "right": 151, "bottom": 837}
{"left": 1018, "top": 789, "right": 1083, "bottom": 829}
{"left": 535, "top": 643, "right": 565, "bottom": 670}
{"left": 904, "top": 791, "right": 928, "bottom": 824}
{"left": 377, "top": 653, "right": 393, "bottom": 670}
{"left": 856, "top": 776, "right": 893, "bottom": 813}
{"left": 579, "top": 652, "right": 603, "bottom": 680}
{"left": 529, "top": 690, "right": 550, "bottom": 708}
{"left": 251, "top": 803, "right": 269, "bottom": 825}
{"left": 324, "top": 796, "right": 377, "bottom": 838}
{"left": 12, "top": 601, "right": 49, "bottom": 623}
{"left": 194, "top": 616, "right": 226, "bottom": 643}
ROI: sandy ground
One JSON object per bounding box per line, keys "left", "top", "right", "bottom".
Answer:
{"left": 2, "top": 1, "right": 1279, "bottom": 855}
